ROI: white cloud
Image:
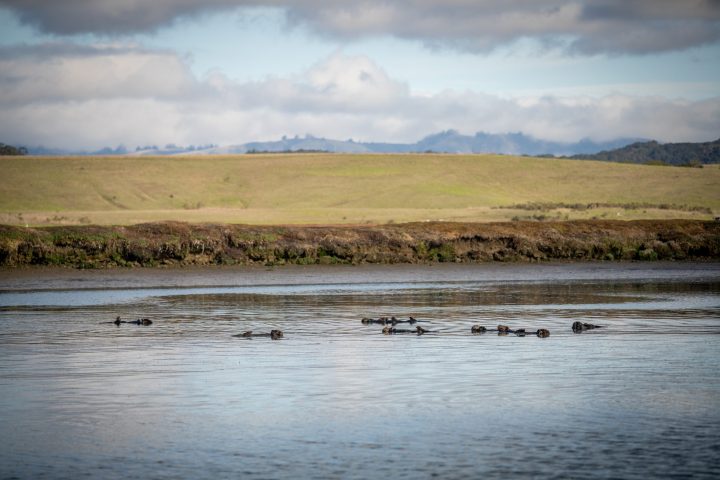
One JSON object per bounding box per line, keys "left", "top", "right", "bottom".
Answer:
{"left": 0, "top": 44, "right": 718, "bottom": 149}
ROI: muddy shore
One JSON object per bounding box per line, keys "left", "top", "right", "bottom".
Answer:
{"left": 0, "top": 220, "right": 718, "bottom": 268}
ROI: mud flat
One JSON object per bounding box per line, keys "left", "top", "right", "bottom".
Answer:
{"left": 0, "top": 219, "right": 718, "bottom": 268}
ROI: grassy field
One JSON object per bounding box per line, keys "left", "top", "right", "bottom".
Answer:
{"left": 1, "top": 153, "right": 718, "bottom": 226}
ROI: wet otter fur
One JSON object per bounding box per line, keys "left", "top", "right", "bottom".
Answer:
{"left": 491, "top": 325, "right": 550, "bottom": 337}
{"left": 536, "top": 328, "right": 550, "bottom": 338}
{"left": 572, "top": 321, "right": 602, "bottom": 332}
{"left": 382, "top": 326, "right": 428, "bottom": 335}
{"left": 497, "top": 325, "right": 511, "bottom": 335}
{"left": 362, "top": 316, "right": 418, "bottom": 325}
{"left": 112, "top": 316, "right": 152, "bottom": 326}
{"left": 234, "top": 330, "right": 284, "bottom": 339}
{"left": 471, "top": 325, "right": 487, "bottom": 334}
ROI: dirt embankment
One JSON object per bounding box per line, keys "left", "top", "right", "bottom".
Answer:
{"left": 0, "top": 220, "right": 718, "bottom": 268}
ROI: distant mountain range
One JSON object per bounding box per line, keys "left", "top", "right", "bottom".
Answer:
{"left": 19, "top": 132, "right": 720, "bottom": 164}
{"left": 24, "top": 131, "right": 641, "bottom": 157}
{"left": 174, "top": 131, "right": 641, "bottom": 157}
{"left": 571, "top": 138, "right": 720, "bottom": 165}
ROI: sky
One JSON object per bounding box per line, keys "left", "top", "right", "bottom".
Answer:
{"left": 0, "top": 0, "right": 719, "bottom": 150}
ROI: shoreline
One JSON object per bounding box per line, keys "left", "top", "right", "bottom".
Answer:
{"left": 1, "top": 219, "right": 718, "bottom": 269}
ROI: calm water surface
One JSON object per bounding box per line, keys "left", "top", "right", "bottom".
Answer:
{"left": 1, "top": 263, "right": 719, "bottom": 479}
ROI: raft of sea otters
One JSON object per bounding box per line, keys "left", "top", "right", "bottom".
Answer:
{"left": 109, "top": 315, "right": 601, "bottom": 340}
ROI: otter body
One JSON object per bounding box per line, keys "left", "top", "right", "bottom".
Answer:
{"left": 362, "top": 316, "right": 418, "bottom": 325}
{"left": 113, "top": 316, "right": 152, "bottom": 326}
{"left": 472, "top": 324, "right": 549, "bottom": 337}
{"left": 234, "top": 330, "right": 284, "bottom": 340}
{"left": 382, "top": 326, "right": 428, "bottom": 335}
{"left": 572, "top": 321, "right": 602, "bottom": 332}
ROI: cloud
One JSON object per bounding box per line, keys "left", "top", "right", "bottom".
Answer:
{"left": 0, "top": 44, "right": 718, "bottom": 149}
{"left": 0, "top": 44, "right": 199, "bottom": 105}
{"left": 1, "top": 0, "right": 719, "bottom": 54}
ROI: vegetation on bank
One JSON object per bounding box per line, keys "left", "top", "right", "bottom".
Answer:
{"left": 1, "top": 220, "right": 717, "bottom": 268}
{"left": 0, "top": 154, "right": 718, "bottom": 226}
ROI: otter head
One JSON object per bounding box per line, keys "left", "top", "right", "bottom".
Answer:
{"left": 536, "top": 329, "right": 550, "bottom": 338}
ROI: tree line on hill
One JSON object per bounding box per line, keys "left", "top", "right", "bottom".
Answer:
{"left": 570, "top": 139, "right": 720, "bottom": 166}
{"left": 0, "top": 143, "right": 27, "bottom": 156}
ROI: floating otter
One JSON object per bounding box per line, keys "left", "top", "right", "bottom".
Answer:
{"left": 572, "top": 321, "right": 602, "bottom": 332}
{"left": 471, "top": 325, "right": 487, "bottom": 334}
{"left": 490, "top": 325, "right": 549, "bottom": 337}
{"left": 362, "top": 316, "right": 418, "bottom": 325}
{"left": 362, "top": 317, "right": 390, "bottom": 325}
{"left": 497, "top": 324, "right": 512, "bottom": 335}
{"left": 382, "top": 326, "right": 428, "bottom": 335}
{"left": 234, "top": 330, "right": 284, "bottom": 340}
{"left": 536, "top": 329, "right": 550, "bottom": 338}
{"left": 113, "top": 316, "right": 152, "bottom": 326}
{"left": 391, "top": 316, "right": 418, "bottom": 325}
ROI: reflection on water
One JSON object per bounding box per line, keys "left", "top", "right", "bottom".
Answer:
{"left": 1, "top": 263, "right": 719, "bottom": 479}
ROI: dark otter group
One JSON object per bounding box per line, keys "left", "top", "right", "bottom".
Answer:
{"left": 470, "top": 324, "right": 551, "bottom": 337}
{"left": 365, "top": 316, "right": 606, "bottom": 338}
{"left": 233, "top": 330, "right": 284, "bottom": 340}
{"left": 108, "top": 315, "right": 600, "bottom": 341}
{"left": 113, "top": 316, "right": 152, "bottom": 326}
{"left": 382, "top": 325, "right": 428, "bottom": 335}
{"left": 362, "top": 316, "right": 417, "bottom": 325}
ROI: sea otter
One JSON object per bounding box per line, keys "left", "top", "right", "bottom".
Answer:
{"left": 471, "top": 325, "right": 487, "bottom": 334}
{"left": 362, "top": 316, "right": 418, "bottom": 325}
{"left": 112, "top": 316, "right": 152, "bottom": 326}
{"left": 572, "top": 321, "right": 602, "bottom": 332}
{"left": 392, "top": 316, "right": 418, "bottom": 325}
{"left": 234, "top": 330, "right": 284, "bottom": 339}
{"left": 382, "top": 326, "right": 428, "bottom": 335}
{"left": 536, "top": 329, "right": 550, "bottom": 338}
{"left": 497, "top": 325, "right": 511, "bottom": 335}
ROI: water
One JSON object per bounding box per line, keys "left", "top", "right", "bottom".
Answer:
{"left": 1, "top": 263, "right": 719, "bottom": 479}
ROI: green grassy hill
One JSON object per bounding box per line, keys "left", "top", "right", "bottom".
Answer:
{"left": 1, "top": 153, "right": 718, "bottom": 226}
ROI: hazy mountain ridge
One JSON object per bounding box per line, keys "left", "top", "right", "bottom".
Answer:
{"left": 21, "top": 131, "right": 643, "bottom": 157}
